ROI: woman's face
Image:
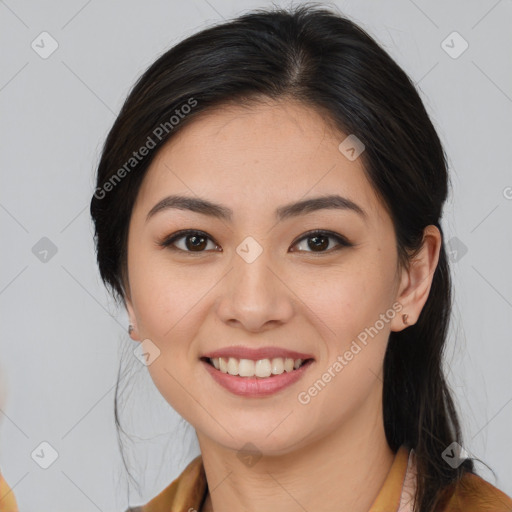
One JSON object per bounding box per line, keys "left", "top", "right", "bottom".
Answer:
{"left": 125, "top": 99, "right": 409, "bottom": 455}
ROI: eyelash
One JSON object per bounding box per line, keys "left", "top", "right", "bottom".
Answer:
{"left": 157, "top": 229, "right": 353, "bottom": 255}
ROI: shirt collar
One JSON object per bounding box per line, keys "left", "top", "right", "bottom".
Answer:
{"left": 143, "top": 444, "right": 414, "bottom": 512}
{"left": 369, "top": 445, "right": 417, "bottom": 512}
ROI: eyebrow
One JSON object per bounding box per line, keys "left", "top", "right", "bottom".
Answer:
{"left": 145, "top": 194, "right": 367, "bottom": 223}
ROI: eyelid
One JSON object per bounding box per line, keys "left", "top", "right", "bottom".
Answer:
{"left": 157, "top": 229, "right": 221, "bottom": 252}
{"left": 290, "top": 229, "right": 353, "bottom": 251}
{"left": 158, "top": 228, "right": 353, "bottom": 253}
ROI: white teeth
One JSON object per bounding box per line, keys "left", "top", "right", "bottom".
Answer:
{"left": 209, "top": 356, "right": 307, "bottom": 378}
{"left": 271, "top": 357, "right": 284, "bottom": 375}
{"left": 255, "top": 359, "right": 272, "bottom": 378}
{"left": 227, "top": 357, "right": 238, "bottom": 376}
{"left": 219, "top": 357, "right": 228, "bottom": 373}
{"left": 238, "top": 359, "right": 255, "bottom": 377}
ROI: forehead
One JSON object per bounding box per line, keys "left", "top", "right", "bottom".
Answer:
{"left": 134, "top": 100, "right": 385, "bottom": 225}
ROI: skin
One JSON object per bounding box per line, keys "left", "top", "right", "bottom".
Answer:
{"left": 125, "top": 99, "right": 441, "bottom": 512}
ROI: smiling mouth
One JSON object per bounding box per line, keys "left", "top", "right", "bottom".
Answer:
{"left": 200, "top": 356, "right": 314, "bottom": 378}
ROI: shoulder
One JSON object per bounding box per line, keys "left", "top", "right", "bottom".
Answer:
{"left": 0, "top": 470, "right": 19, "bottom": 512}
{"left": 123, "top": 478, "right": 181, "bottom": 512}
{"left": 124, "top": 455, "right": 206, "bottom": 512}
{"left": 437, "top": 471, "right": 512, "bottom": 512}
{"left": 123, "top": 477, "right": 182, "bottom": 512}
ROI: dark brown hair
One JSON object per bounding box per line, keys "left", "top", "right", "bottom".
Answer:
{"left": 90, "top": 4, "right": 477, "bottom": 510}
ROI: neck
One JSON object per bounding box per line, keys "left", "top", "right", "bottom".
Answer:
{"left": 197, "top": 387, "right": 395, "bottom": 512}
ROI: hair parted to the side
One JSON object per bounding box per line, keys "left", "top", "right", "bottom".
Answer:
{"left": 90, "top": 3, "right": 477, "bottom": 510}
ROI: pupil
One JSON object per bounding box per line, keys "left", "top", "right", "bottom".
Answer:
{"left": 187, "top": 235, "right": 207, "bottom": 251}
{"left": 309, "top": 235, "right": 328, "bottom": 251}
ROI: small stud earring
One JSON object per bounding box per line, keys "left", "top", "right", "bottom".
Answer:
{"left": 128, "top": 324, "right": 134, "bottom": 335}
{"left": 402, "top": 314, "right": 409, "bottom": 325}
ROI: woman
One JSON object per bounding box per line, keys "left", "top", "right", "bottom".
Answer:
{"left": 90, "top": 4, "right": 512, "bottom": 512}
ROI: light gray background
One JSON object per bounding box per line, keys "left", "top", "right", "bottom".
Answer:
{"left": 1, "top": 0, "right": 511, "bottom": 510}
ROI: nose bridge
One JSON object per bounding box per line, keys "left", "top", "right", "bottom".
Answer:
{"left": 233, "top": 237, "right": 278, "bottom": 303}
{"left": 216, "top": 236, "right": 293, "bottom": 330}
{"left": 235, "top": 245, "right": 274, "bottom": 293}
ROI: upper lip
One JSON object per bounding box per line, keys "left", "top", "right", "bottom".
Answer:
{"left": 201, "top": 346, "right": 315, "bottom": 361}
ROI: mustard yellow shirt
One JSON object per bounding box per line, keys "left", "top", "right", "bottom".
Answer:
{"left": 2, "top": 446, "right": 511, "bottom": 511}
{"left": 0, "top": 471, "right": 19, "bottom": 512}
{"left": 127, "top": 445, "right": 512, "bottom": 512}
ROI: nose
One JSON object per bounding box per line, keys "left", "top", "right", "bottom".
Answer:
{"left": 215, "top": 251, "right": 295, "bottom": 332}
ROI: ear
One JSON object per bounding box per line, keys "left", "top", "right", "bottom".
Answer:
{"left": 390, "top": 225, "right": 442, "bottom": 332}
{"left": 125, "top": 292, "right": 141, "bottom": 342}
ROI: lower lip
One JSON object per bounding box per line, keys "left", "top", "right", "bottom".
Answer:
{"left": 201, "top": 359, "right": 314, "bottom": 397}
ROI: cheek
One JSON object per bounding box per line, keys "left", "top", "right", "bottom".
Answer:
{"left": 297, "top": 268, "right": 393, "bottom": 420}
{"left": 145, "top": 357, "right": 201, "bottom": 428}
{"left": 293, "top": 262, "right": 392, "bottom": 335}
{"left": 128, "top": 247, "right": 208, "bottom": 339}
{"left": 294, "top": 258, "right": 397, "bottom": 396}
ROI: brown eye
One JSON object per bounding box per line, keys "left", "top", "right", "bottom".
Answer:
{"left": 291, "top": 230, "right": 352, "bottom": 253}
{"left": 159, "top": 230, "right": 220, "bottom": 253}
{"left": 159, "top": 229, "right": 352, "bottom": 255}
{"left": 183, "top": 233, "right": 208, "bottom": 251}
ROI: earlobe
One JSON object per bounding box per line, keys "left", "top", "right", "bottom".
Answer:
{"left": 390, "top": 225, "right": 442, "bottom": 332}
{"left": 125, "top": 296, "right": 140, "bottom": 341}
